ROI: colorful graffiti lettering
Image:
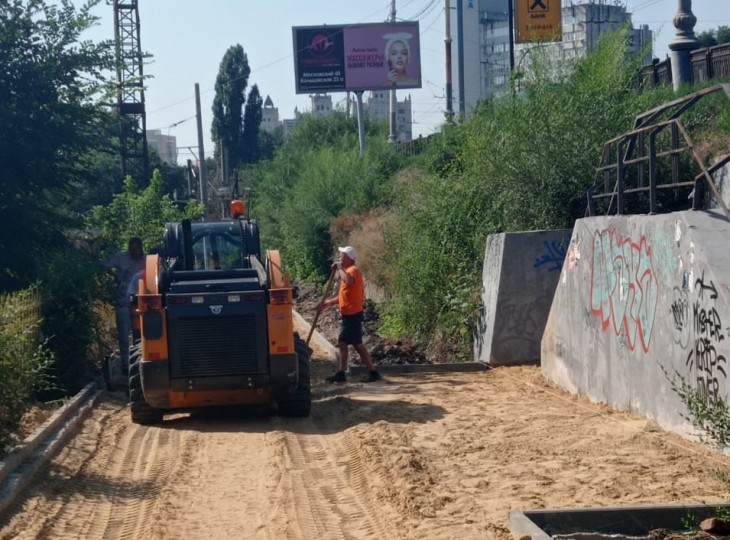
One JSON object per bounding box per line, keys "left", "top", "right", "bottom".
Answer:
{"left": 590, "top": 229, "right": 658, "bottom": 353}
{"left": 534, "top": 241, "right": 567, "bottom": 272}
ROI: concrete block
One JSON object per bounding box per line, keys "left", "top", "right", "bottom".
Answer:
{"left": 475, "top": 229, "right": 572, "bottom": 366}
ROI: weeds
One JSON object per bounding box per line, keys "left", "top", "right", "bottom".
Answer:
{"left": 0, "top": 286, "right": 54, "bottom": 454}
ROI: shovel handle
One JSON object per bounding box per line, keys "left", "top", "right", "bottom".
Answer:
{"left": 305, "top": 268, "right": 337, "bottom": 347}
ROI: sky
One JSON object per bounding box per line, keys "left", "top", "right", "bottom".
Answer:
{"left": 73, "top": 0, "right": 729, "bottom": 165}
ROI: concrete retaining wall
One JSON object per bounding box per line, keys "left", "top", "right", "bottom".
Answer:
{"left": 708, "top": 158, "right": 730, "bottom": 211}
{"left": 475, "top": 229, "right": 572, "bottom": 366}
{"left": 541, "top": 210, "right": 730, "bottom": 437}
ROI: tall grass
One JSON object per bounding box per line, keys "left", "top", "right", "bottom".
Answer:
{"left": 0, "top": 286, "right": 53, "bottom": 453}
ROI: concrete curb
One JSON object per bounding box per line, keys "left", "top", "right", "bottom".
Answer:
{"left": 348, "top": 362, "right": 489, "bottom": 376}
{"left": 508, "top": 510, "right": 553, "bottom": 540}
{"left": 508, "top": 503, "right": 730, "bottom": 539}
{"left": 293, "top": 309, "right": 340, "bottom": 360}
{"left": 0, "top": 382, "right": 100, "bottom": 516}
{"left": 293, "top": 309, "right": 490, "bottom": 376}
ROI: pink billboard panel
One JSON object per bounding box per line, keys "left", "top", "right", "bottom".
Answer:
{"left": 293, "top": 22, "right": 421, "bottom": 93}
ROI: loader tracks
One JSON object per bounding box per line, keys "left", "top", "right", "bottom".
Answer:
{"left": 281, "top": 422, "right": 391, "bottom": 540}
{"left": 0, "top": 399, "right": 184, "bottom": 540}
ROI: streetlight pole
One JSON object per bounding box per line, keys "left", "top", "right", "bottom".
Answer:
{"left": 668, "top": 0, "right": 699, "bottom": 91}
{"left": 388, "top": 0, "right": 398, "bottom": 143}
{"left": 445, "top": 0, "right": 454, "bottom": 122}
{"left": 507, "top": 0, "right": 515, "bottom": 71}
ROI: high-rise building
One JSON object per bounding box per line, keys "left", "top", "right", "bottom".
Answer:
{"left": 146, "top": 129, "right": 177, "bottom": 165}
{"left": 261, "top": 95, "right": 280, "bottom": 133}
{"left": 452, "top": 1, "right": 653, "bottom": 114}
{"left": 366, "top": 91, "right": 413, "bottom": 142}
{"left": 310, "top": 93, "right": 333, "bottom": 118}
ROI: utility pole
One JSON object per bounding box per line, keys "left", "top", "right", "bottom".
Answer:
{"left": 507, "top": 0, "right": 515, "bottom": 71}
{"left": 355, "top": 91, "right": 367, "bottom": 154}
{"left": 445, "top": 0, "right": 454, "bottom": 122}
{"left": 194, "top": 83, "right": 206, "bottom": 216}
{"left": 388, "top": 0, "right": 398, "bottom": 143}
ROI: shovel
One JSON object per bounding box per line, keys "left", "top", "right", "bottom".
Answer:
{"left": 306, "top": 267, "right": 337, "bottom": 347}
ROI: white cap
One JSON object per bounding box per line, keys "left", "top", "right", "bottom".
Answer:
{"left": 338, "top": 245, "right": 357, "bottom": 261}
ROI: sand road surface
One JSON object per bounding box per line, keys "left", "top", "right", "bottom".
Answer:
{"left": 2, "top": 350, "right": 730, "bottom": 539}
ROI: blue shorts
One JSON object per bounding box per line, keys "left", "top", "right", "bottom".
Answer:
{"left": 338, "top": 312, "right": 364, "bottom": 345}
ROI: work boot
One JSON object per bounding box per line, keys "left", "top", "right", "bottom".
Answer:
{"left": 326, "top": 370, "right": 347, "bottom": 383}
{"left": 360, "top": 370, "right": 381, "bottom": 383}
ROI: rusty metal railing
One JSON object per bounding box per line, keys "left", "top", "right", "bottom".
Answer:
{"left": 585, "top": 84, "right": 730, "bottom": 222}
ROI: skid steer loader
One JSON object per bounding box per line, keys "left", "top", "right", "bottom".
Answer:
{"left": 128, "top": 200, "right": 310, "bottom": 424}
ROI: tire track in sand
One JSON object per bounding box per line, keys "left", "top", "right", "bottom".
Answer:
{"left": 0, "top": 397, "right": 184, "bottom": 540}
{"left": 282, "top": 424, "right": 392, "bottom": 540}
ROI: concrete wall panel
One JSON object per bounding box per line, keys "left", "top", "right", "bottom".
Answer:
{"left": 476, "top": 229, "right": 572, "bottom": 366}
{"left": 542, "top": 210, "right": 730, "bottom": 438}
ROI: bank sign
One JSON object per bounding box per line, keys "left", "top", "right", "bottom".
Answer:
{"left": 515, "top": 0, "right": 562, "bottom": 43}
{"left": 293, "top": 22, "right": 421, "bottom": 93}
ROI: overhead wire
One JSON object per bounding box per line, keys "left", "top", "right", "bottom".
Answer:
{"left": 148, "top": 0, "right": 402, "bottom": 116}
{"left": 144, "top": 0, "right": 505, "bottom": 138}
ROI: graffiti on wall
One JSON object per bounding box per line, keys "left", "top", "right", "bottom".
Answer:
{"left": 670, "top": 287, "right": 691, "bottom": 349}
{"left": 590, "top": 229, "right": 658, "bottom": 353}
{"left": 673, "top": 270, "right": 728, "bottom": 403}
{"left": 492, "top": 293, "right": 553, "bottom": 353}
{"left": 534, "top": 241, "right": 567, "bottom": 272}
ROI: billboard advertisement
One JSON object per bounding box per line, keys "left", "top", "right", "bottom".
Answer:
{"left": 293, "top": 22, "right": 421, "bottom": 94}
{"left": 515, "top": 0, "right": 562, "bottom": 44}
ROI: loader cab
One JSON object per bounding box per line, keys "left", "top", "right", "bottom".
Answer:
{"left": 191, "top": 223, "right": 248, "bottom": 270}
{"left": 164, "top": 216, "right": 261, "bottom": 273}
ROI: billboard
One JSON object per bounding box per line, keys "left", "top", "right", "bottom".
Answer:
{"left": 293, "top": 22, "right": 421, "bottom": 93}
{"left": 515, "top": 0, "right": 562, "bottom": 44}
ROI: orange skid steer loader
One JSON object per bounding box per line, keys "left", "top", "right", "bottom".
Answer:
{"left": 128, "top": 200, "right": 310, "bottom": 424}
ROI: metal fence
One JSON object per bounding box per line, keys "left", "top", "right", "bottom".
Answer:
{"left": 397, "top": 133, "right": 440, "bottom": 156}
{"left": 585, "top": 84, "right": 730, "bottom": 221}
{"left": 640, "top": 43, "right": 730, "bottom": 89}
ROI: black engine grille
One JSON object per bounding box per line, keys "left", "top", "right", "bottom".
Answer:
{"left": 170, "top": 316, "right": 260, "bottom": 377}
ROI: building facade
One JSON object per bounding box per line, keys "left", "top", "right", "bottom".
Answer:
{"left": 310, "top": 93, "right": 333, "bottom": 118}
{"left": 452, "top": 0, "right": 653, "bottom": 114}
{"left": 366, "top": 91, "right": 413, "bottom": 142}
{"left": 261, "top": 95, "right": 280, "bottom": 133}
{"left": 146, "top": 129, "right": 177, "bottom": 165}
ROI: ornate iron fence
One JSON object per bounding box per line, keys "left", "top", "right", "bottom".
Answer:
{"left": 640, "top": 43, "right": 730, "bottom": 90}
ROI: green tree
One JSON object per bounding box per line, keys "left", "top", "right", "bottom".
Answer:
{"left": 696, "top": 26, "right": 730, "bottom": 47}
{"left": 247, "top": 112, "right": 400, "bottom": 279}
{"left": 242, "top": 84, "right": 263, "bottom": 164}
{"left": 697, "top": 30, "right": 718, "bottom": 48}
{"left": 89, "top": 169, "right": 204, "bottom": 251}
{"left": 717, "top": 26, "right": 730, "bottom": 45}
{"left": 211, "top": 44, "right": 251, "bottom": 173}
{"left": 0, "top": 0, "right": 115, "bottom": 291}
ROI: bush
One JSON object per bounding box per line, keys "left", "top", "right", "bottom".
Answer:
{"left": 0, "top": 286, "right": 54, "bottom": 453}
{"left": 382, "top": 28, "right": 671, "bottom": 354}
{"left": 38, "top": 248, "right": 107, "bottom": 397}
{"left": 249, "top": 114, "right": 407, "bottom": 280}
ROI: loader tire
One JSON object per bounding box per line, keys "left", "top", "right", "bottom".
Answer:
{"left": 128, "top": 343, "right": 164, "bottom": 425}
{"left": 277, "top": 333, "right": 311, "bottom": 418}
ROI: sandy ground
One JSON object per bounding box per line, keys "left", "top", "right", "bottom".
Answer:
{"left": 1, "top": 330, "right": 730, "bottom": 539}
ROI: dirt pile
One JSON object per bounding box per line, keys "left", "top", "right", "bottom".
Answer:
{"left": 294, "top": 281, "right": 430, "bottom": 365}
